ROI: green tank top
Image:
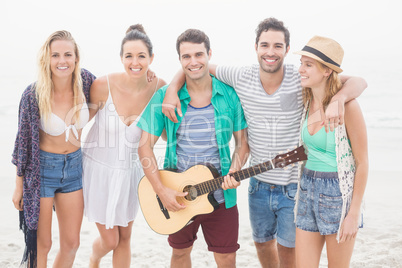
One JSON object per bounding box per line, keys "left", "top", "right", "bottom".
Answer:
{"left": 301, "top": 111, "right": 337, "bottom": 172}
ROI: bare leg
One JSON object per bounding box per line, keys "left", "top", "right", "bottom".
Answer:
{"left": 213, "top": 252, "right": 236, "bottom": 268}
{"left": 255, "top": 239, "right": 279, "bottom": 268}
{"left": 53, "top": 190, "right": 84, "bottom": 268}
{"left": 171, "top": 246, "right": 192, "bottom": 268}
{"left": 295, "top": 228, "right": 325, "bottom": 268}
{"left": 278, "top": 244, "right": 295, "bottom": 268}
{"left": 112, "top": 222, "right": 134, "bottom": 268}
{"left": 89, "top": 223, "right": 119, "bottom": 268}
{"left": 37, "top": 197, "right": 55, "bottom": 268}
{"left": 325, "top": 234, "right": 356, "bottom": 268}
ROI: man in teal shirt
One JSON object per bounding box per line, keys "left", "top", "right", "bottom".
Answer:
{"left": 138, "top": 29, "right": 249, "bottom": 267}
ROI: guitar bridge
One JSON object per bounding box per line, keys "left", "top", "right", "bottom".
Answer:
{"left": 156, "top": 195, "right": 170, "bottom": 219}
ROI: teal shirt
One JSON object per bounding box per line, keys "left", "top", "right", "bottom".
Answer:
{"left": 137, "top": 76, "right": 248, "bottom": 209}
{"left": 301, "top": 111, "right": 337, "bottom": 172}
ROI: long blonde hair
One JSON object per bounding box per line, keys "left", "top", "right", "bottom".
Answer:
{"left": 302, "top": 62, "right": 342, "bottom": 109}
{"left": 36, "top": 30, "right": 83, "bottom": 121}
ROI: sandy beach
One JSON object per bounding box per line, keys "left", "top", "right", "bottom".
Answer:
{"left": 1, "top": 109, "right": 401, "bottom": 268}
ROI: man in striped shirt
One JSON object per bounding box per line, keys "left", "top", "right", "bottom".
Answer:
{"left": 138, "top": 29, "right": 249, "bottom": 267}
{"left": 162, "top": 18, "right": 367, "bottom": 268}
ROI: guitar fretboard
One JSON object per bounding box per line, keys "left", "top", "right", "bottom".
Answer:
{"left": 194, "top": 161, "right": 274, "bottom": 196}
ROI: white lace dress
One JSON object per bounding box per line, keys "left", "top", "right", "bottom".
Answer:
{"left": 82, "top": 78, "right": 145, "bottom": 229}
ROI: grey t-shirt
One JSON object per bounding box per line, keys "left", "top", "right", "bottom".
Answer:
{"left": 216, "top": 64, "right": 303, "bottom": 185}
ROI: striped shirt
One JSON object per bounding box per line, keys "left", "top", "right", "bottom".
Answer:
{"left": 216, "top": 64, "right": 303, "bottom": 185}
{"left": 176, "top": 103, "right": 224, "bottom": 203}
{"left": 176, "top": 103, "right": 221, "bottom": 173}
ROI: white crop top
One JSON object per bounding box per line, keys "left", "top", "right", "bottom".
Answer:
{"left": 39, "top": 103, "right": 89, "bottom": 142}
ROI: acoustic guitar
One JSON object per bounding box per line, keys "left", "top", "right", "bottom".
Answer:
{"left": 138, "top": 145, "right": 307, "bottom": 235}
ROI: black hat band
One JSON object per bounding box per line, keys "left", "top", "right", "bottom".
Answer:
{"left": 302, "top": 46, "right": 340, "bottom": 67}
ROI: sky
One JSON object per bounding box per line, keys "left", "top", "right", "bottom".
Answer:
{"left": 2, "top": 0, "right": 401, "bottom": 84}
{"left": 1, "top": 0, "right": 401, "bottom": 172}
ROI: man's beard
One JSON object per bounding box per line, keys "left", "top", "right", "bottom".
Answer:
{"left": 259, "top": 58, "right": 284, "bottom": 74}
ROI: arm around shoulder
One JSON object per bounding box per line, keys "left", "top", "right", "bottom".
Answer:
{"left": 325, "top": 75, "right": 367, "bottom": 131}
{"left": 162, "top": 71, "right": 185, "bottom": 122}
{"left": 337, "top": 75, "right": 368, "bottom": 103}
{"left": 209, "top": 64, "right": 217, "bottom": 76}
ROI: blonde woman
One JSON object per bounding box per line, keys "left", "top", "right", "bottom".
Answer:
{"left": 11, "top": 31, "right": 95, "bottom": 267}
{"left": 82, "top": 24, "right": 165, "bottom": 267}
{"left": 294, "top": 36, "right": 368, "bottom": 267}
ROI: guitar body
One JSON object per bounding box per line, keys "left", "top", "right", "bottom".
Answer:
{"left": 138, "top": 146, "right": 307, "bottom": 235}
{"left": 138, "top": 165, "right": 219, "bottom": 235}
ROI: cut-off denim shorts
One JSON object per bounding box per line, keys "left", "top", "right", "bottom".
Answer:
{"left": 40, "top": 149, "right": 83, "bottom": 198}
{"left": 296, "top": 168, "right": 344, "bottom": 235}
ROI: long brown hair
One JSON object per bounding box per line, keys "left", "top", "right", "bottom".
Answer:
{"left": 36, "top": 30, "right": 83, "bottom": 121}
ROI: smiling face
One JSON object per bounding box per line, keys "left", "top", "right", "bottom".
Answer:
{"left": 121, "top": 40, "right": 154, "bottom": 77}
{"left": 179, "top": 42, "right": 211, "bottom": 81}
{"left": 298, "top": 55, "right": 331, "bottom": 88}
{"left": 255, "top": 30, "right": 289, "bottom": 74}
{"left": 50, "top": 40, "right": 77, "bottom": 79}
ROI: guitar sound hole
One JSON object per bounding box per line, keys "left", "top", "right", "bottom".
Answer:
{"left": 183, "top": 185, "right": 197, "bottom": 201}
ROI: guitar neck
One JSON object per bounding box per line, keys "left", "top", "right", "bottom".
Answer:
{"left": 194, "top": 160, "right": 275, "bottom": 196}
{"left": 191, "top": 145, "right": 306, "bottom": 197}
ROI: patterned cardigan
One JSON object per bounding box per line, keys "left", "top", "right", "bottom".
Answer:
{"left": 11, "top": 69, "right": 95, "bottom": 266}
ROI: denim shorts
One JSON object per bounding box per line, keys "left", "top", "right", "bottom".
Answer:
{"left": 248, "top": 177, "right": 297, "bottom": 248}
{"left": 296, "top": 168, "right": 343, "bottom": 235}
{"left": 40, "top": 149, "right": 83, "bottom": 198}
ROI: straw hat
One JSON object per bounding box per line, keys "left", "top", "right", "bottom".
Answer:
{"left": 294, "top": 36, "right": 344, "bottom": 73}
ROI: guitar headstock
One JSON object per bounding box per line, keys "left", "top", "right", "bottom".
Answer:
{"left": 273, "top": 146, "right": 308, "bottom": 169}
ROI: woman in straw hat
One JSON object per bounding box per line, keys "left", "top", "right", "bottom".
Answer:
{"left": 294, "top": 36, "right": 368, "bottom": 267}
